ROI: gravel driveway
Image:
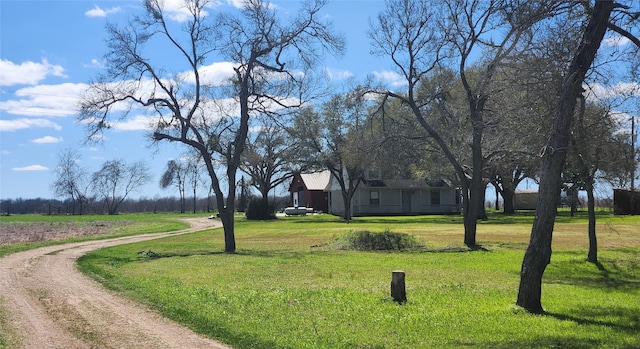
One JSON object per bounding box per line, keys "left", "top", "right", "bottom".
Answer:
{"left": 0, "top": 217, "right": 231, "bottom": 349}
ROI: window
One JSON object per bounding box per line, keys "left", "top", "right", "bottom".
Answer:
{"left": 431, "top": 190, "right": 440, "bottom": 206}
{"left": 370, "top": 190, "right": 380, "bottom": 207}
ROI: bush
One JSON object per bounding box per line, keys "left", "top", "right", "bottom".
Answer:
{"left": 339, "top": 229, "right": 425, "bottom": 251}
{"left": 245, "top": 199, "right": 277, "bottom": 220}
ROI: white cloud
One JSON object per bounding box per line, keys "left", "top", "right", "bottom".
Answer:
{"left": 85, "top": 5, "right": 121, "bottom": 17}
{"left": 13, "top": 165, "right": 49, "bottom": 171}
{"left": 111, "top": 115, "right": 157, "bottom": 131}
{"left": 226, "top": 0, "right": 278, "bottom": 10}
{"left": 31, "top": 136, "right": 64, "bottom": 144}
{"left": 83, "top": 58, "right": 106, "bottom": 69}
{"left": 602, "top": 35, "right": 630, "bottom": 48}
{"left": 1, "top": 150, "right": 10, "bottom": 155}
{"left": 373, "top": 70, "right": 408, "bottom": 88}
{"left": 0, "top": 58, "right": 67, "bottom": 86}
{"left": 159, "top": 0, "right": 221, "bottom": 22}
{"left": 0, "top": 118, "right": 62, "bottom": 132}
{"left": 0, "top": 82, "right": 88, "bottom": 117}
{"left": 586, "top": 81, "right": 640, "bottom": 101}
{"left": 326, "top": 68, "right": 354, "bottom": 81}
{"left": 179, "top": 61, "right": 236, "bottom": 86}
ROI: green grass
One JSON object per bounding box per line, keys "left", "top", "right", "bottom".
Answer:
{"left": 77, "top": 213, "right": 640, "bottom": 348}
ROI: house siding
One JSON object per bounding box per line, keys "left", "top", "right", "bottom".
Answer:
{"left": 331, "top": 186, "right": 460, "bottom": 216}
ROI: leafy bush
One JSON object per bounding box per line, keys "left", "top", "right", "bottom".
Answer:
{"left": 245, "top": 199, "right": 277, "bottom": 220}
{"left": 339, "top": 229, "right": 425, "bottom": 251}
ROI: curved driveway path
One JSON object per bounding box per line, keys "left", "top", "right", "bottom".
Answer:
{"left": 0, "top": 217, "right": 231, "bottom": 349}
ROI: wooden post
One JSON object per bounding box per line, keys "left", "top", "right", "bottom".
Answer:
{"left": 391, "top": 270, "right": 406, "bottom": 303}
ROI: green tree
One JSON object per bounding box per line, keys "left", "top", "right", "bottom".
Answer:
{"left": 240, "top": 119, "right": 297, "bottom": 205}
{"left": 292, "top": 91, "right": 377, "bottom": 222}
{"left": 369, "top": 0, "right": 557, "bottom": 246}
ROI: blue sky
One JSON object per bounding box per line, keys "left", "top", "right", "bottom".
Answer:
{"left": 0, "top": 0, "right": 637, "bottom": 201}
{"left": 0, "top": 0, "right": 395, "bottom": 200}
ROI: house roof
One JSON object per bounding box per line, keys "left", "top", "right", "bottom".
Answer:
{"left": 300, "top": 170, "right": 331, "bottom": 191}
{"left": 361, "top": 178, "right": 455, "bottom": 189}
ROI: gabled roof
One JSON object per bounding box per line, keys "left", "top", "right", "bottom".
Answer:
{"left": 300, "top": 170, "right": 331, "bottom": 191}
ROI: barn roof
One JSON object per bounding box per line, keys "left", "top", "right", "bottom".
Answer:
{"left": 300, "top": 170, "right": 331, "bottom": 191}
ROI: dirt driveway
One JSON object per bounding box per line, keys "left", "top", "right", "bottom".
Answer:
{"left": 0, "top": 217, "right": 232, "bottom": 349}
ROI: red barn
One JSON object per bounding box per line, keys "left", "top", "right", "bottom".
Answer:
{"left": 288, "top": 171, "right": 331, "bottom": 213}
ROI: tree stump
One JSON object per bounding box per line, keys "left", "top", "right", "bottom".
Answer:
{"left": 391, "top": 270, "right": 406, "bottom": 303}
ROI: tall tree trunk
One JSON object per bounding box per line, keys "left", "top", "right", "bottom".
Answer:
{"left": 219, "top": 208, "right": 236, "bottom": 253}
{"left": 516, "top": 1, "right": 614, "bottom": 313}
{"left": 462, "top": 181, "right": 477, "bottom": 247}
{"left": 503, "top": 187, "right": 515, "bottom": 214}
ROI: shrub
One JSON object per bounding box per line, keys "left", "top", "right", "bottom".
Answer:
{"left": 245, "top": 199, "right": 277, "bottom": 220}
{"left": 339, "top": 229, "right": 425, "bottom": 251}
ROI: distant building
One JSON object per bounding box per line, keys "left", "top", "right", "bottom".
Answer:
{"left": 325, "top": 170, "right": 461, "bottom": 216}
{"left": 614, "top": 189, "right": 640, "bottom": 215}
{"left": 288, "top": 171, "right": 331, "bottom": 213}
{"left": 514, "top": 190, "right": 538, "bottom": 210}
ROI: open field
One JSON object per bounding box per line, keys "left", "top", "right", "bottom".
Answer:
{"left": 0, "top": 213, "right": 189, "bottom": 258}
{"left": 69, "top": 212, "right": 639, "bottom": 348}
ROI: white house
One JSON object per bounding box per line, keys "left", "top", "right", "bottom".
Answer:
{"left": 325, "top": 170, "right": 461, "bottom": 216}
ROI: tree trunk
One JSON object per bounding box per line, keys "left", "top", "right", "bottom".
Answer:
{"left": 503, "top": 187, "right": 515, "bottom": 214}
{"left": 586, "top": 182, "right": 597, "bottom": 263}
{"left": 193, "top": 186, "right": 197, "bottom": 214}
{"left": 569, "top": 188, "right": 578, "bottom": 217}
{"left": 464, "top": 109, "right": 485, "bottom": 246}
{"left": 462, "top": 181, "right": 477, "bottom": 247}
{"left": 342, "top": 190, "right": 352, "bottom": 223}
{"left": 516, "top": 0, "right": 614, "bottom": 313}
{"left": 219, "top": 208, "right": 236, "bottom": 253}
{"left": 477, "top": 180, "right": 488, "bottom": 220}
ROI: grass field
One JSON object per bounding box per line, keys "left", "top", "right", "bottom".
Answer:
{"left": 70, "top": 211, "right": 639, "bottom": 348}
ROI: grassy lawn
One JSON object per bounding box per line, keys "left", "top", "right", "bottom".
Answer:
{"left": 75, "top": 212, "right": 640, "bottom": 348}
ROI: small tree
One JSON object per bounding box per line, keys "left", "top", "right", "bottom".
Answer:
{"left": 52, "top": 148, "right": 89, "bottom": 215}
{"left": 160, "top": 160, "right": 188, "bottom": 213}
{"left": 91, "top": 159, "right": 152, "bottom": 215}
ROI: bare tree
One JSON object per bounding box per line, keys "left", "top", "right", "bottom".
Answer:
{"left": 240, "top": 118, "right": 297, "bottom": 204}
{"left": 52, "top": 148, "right": 89, "bottom": 215}
{"left": 78, "top": 0, "right": 343, "bottom": 252}
{"left": 91, "top": 159, "right": 152, "bottom": 215}
{"left": 160, "top": 159, "right": 188, "bottom": 213}
{"left": 517, "top": 0, "right": 639, "bottom": 313}
{"left": 185, "top": 155, "right": 204, "bottom": 214}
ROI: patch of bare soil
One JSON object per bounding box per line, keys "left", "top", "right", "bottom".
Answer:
{"left": 0, "top": 220, "right": 127, "bottom": 244}
{"left": 0, "top": 217, "right": 232, "bottom": 349}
